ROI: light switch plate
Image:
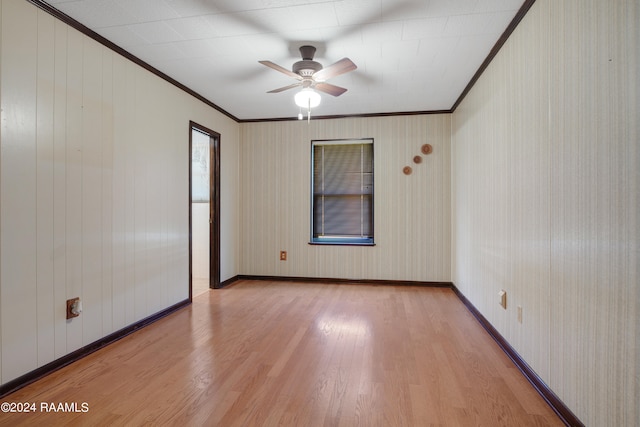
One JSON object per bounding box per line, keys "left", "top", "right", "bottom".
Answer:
{"left": 498, "top": 290, "right": 507, "bottom": 309}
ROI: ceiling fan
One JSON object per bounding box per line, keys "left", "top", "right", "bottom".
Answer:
{"left": 259, "top": 45, "right": 357, "bottom": 99}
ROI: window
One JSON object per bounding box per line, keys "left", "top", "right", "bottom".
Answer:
{"left": 311, "top": 139, "right": 374, "bottom": 245}
{"left": 191, "top": 128, "right": 211, "bottom": 203}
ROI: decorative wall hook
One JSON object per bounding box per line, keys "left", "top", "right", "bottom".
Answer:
{"left": 404, "top": 144, "right": 433, "bottom": 175}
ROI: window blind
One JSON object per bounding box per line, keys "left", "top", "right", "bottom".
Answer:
{"left": 312, "top": 139, "right": 373, "bottom": 243}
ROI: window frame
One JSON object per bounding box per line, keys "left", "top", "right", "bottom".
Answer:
{"left": 309, "top": 138, "right": 375, "bottom": 246}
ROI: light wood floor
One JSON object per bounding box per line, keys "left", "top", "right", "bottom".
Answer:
{"left": 0, "top": 280, "right": 563, "bottom": 426}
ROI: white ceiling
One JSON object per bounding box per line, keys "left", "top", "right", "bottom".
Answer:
{"left": 42, "top": 0, "right": 526, "bottom": 121}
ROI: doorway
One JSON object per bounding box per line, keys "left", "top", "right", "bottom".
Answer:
{"left": 189, "top": 121, "right": 220, "bottom": 299}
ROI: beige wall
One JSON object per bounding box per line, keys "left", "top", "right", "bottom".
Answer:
{"left": 452, "top": 0, "right": 638, "bottom": 425}
{"left": 0, "top": 0, "right": 240, "bottom": 384}
{"left": 192, "top": 203, "right": 210, "bottom": 279}
{"left": 240, "top": 115, "right": 451, "bottom": 282}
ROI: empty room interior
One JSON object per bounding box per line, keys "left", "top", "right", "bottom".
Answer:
{"left": 0, "top": 0, "right": 637, "bottom": 425}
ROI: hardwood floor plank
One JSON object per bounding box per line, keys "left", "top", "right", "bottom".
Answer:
{"left": 0, "top": 280, "right": 563, "bottom": 426}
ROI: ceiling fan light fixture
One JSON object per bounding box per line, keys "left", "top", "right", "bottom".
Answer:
{"left": 294, "top": 88, "right": 321, "bottom": 109}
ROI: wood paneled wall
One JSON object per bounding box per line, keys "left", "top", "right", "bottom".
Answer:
{"left": 0, "top": 0, "right": 240, "bottom": 385}
{"left": 451, "top": 0, "right": 638, "bottom": 425}
{"left": 240, "top": 115, "right": 451, "bottom": 282}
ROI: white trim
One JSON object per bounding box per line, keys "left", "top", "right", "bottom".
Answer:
{"left": 312, "top": 138, "right": 373, "bottom": 146}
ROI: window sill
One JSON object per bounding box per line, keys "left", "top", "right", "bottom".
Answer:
{"left": 309, "top": 240, "right": 375, "bottom": 247}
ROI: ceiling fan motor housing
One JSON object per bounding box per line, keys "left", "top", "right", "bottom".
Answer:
{"left": 293, "top": 45, "right": 323, "bottom": 77}
{"left": 293, "top": 60, "right": 322, "bottom": 77}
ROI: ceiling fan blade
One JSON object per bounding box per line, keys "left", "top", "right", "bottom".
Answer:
{"left": 313, "top": 58, "right": 357, "bottom": 82}
{"left": 267, "top": 82, "right": 302, "bottom": 93}
{"left": 259, "top": 60, "right": 302, "bottom": 80}
{"left": 315, "top": 82, "right": 348, "bottom": 97}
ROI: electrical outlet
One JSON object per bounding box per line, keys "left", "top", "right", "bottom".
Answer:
{"left": 66, "top": 297, "right": 81, "bottom": 319}
{"left": 517, "top": 306, "right": 523, "bottom": 323}
{"left": 280, "top": 251, "right": 287, "bottom": 261}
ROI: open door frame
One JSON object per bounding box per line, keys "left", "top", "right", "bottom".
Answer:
{"left": 189, "top": 121, "right": 221, "bottom": 300}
